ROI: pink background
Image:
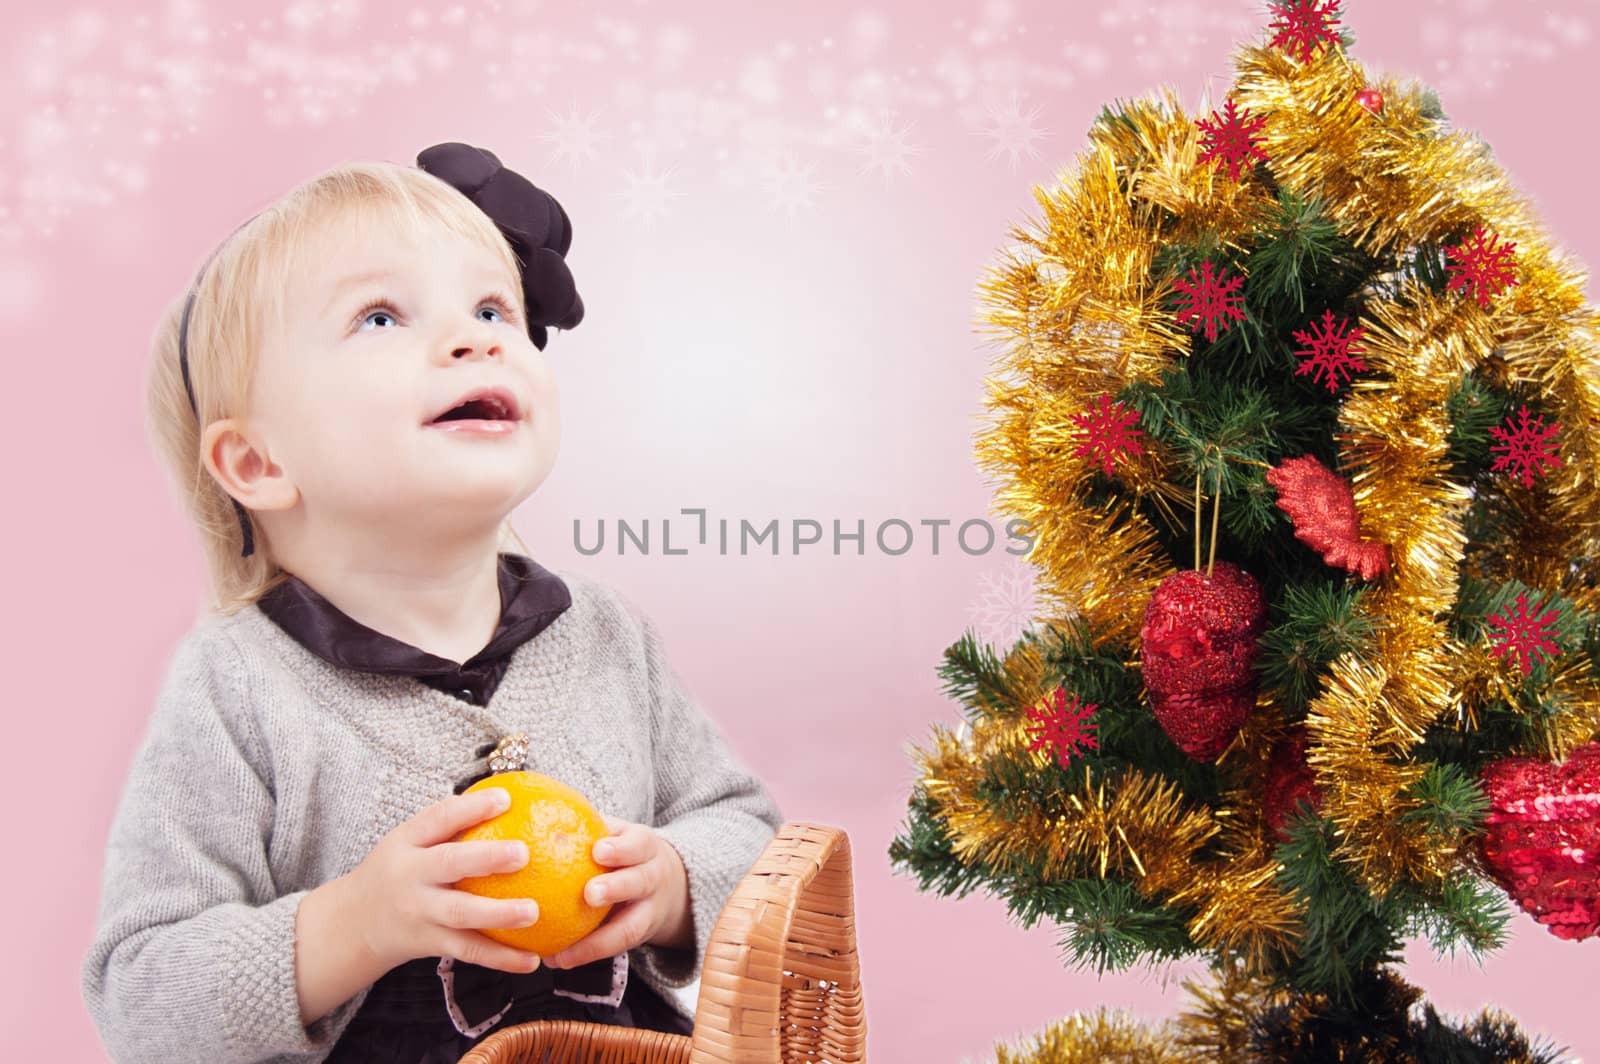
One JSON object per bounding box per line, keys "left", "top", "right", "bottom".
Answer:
{"left": 8, "top": 1, "right": 1597, "bottom": 1060}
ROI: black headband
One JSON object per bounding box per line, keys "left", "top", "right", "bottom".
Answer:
{"left": 177, "top": 141, "right": 584, "bottom": 558}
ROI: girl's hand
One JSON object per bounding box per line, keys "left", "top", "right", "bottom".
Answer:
{"left": 343, "top": 787, "right": 546, "bottom": 975}
{"left": 542, "top": 814, "right": 692, "bottom": 970}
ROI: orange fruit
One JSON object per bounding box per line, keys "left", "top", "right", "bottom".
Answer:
{"left": 451, "top": 770, "right": 613, "bottom": 956}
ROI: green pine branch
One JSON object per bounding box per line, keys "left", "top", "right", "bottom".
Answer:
{"left": 1048, "top": 878, "right": 1201, "bottom": 975}
{"left": 888, "top": 790, "right": 993, "bottom": 901}
{"left": 890, "top": 786, "right": 1206, "bottom": 976}
{"left": 1272, "top": 812, "right": 1406, "bottom": 1000}
{"left": 1399, "top": 872, "right": 1511, "bottom": 961}
{"left": 1398, "top": 762, "right": 1489, "bottom": 839}
{"left": 1445, "top": 370, "right": 1512, "bottom": 480}
{"left": 1119, "top": 365, "right": 1329, "bottom": 560}
{"left": 938, "top": 628, "right": 1027, "bottom": 719}
{"left": 1258, "top": 581, "right": 1376, "bottom": 715}
{"left": 1247, "top": 187, "right": 1375, "bottom": 318}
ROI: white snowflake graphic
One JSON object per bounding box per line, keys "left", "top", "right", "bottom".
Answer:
{"left": 539, "top": 103, "right": 610, "bottom": 167}
{"left": 855, "top": 111, "right": 922, "bottom": 182}
{"left": 1418, "top": 4, "right": 1593, "bottom": 98}
{"left": 966, "top": 561, "right": 1040, "bottom": 650}
{"left": 759, "top": 151, "right": 822, "bottom": 216}
{"left": 618, "top": 161, "right": 684, "bottom": 226}
{"left": 975, "top": 89, "right": 1049, "bottom": 171}
{"left": 4, "top": 0, "right": 1593, "bottom": 247}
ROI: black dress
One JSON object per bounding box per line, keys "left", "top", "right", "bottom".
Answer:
{"left": 256, "top": 555, "right": 698, "bottom": 1060}
{"left": 323, "top": 953, "right": 694, "bottom": 1063}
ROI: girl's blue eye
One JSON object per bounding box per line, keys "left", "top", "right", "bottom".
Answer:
{"left": 349, "top": 293, "right": 516, "bottom": 333}
{"left": 479, "top": 292, "right": 519, "bottom": 324}
{"left": 352, "top": 299, "right": 399, "bottom": 331}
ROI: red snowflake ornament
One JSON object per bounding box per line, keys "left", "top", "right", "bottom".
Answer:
{"left": 1174, "top": 259, "right": 1248, "bottom": 342}
{"left": 1487, "top": 591, "right": 1562, "bottom": 677}
{"left": 1445, "top": 224, "right": 1519, "bottom": 308}
{"left": 1196, "top": 97, "right": 1269, "bottom": 182}
{"left": 1489, "top": 404, "right": 1562, "bottom": 488}
{"left": 1071, "top": 393, "right": 1145, "bottom": 475}
{"left": 1024, "top": 686, "right": 1100, "bottom": 768}
{"left": 1291, "top": 309, "right": 1368, "bottom": 393}
{"left": 1266, "top": 455, "right": 1390, "bottom": 580}
{"left": 1268, "top": 0, "right": 1343, "bottom": 63}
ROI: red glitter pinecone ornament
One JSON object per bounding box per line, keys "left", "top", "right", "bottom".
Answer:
{"left": 1261, "top": 727, "right": 1324, "bottom": 841}
{"left": 1478, "top": 741, "right": 1600, "bottom": 942}
{"left": 1140, "top": 562, "right": 1267, "bottom": 761}
{"left": 1267, "top": 455, "right": 1390, "bottom": 580}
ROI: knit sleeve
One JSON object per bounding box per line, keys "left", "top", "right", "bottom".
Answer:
{"left": 630, "top": 613, "right": 785, "bottom": 990}
{"left": 80, "top": 626, "right": 368, "bottom": 1063}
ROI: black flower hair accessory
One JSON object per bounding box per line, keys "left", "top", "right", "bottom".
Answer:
{"left": 416, "top": 141, "right": 585, "bottom": 351}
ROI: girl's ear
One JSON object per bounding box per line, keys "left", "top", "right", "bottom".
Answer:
{"left": 200, "top": 417, "right": 299, "bottom": 514}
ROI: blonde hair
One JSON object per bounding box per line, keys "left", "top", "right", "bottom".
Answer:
{"left": 147, "top": 160, "right": 535, "bottom": 617}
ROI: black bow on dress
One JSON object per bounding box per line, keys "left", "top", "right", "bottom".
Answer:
{"left": 437, "top": 951, "right": 627, "bottom": 1037}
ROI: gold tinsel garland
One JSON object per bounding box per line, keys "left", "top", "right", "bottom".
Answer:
{"left": 991, "top": 961, "right": 1559, "bottom": 1064}
{"left": 912, "top": 27, "right": 1600, "bottom": 1031}
{"left": 993, "top": 1008, "right": 1193, "bottom": 1064}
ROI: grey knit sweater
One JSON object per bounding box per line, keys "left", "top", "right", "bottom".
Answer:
{"left": 81, "top": 567, "right": 783, "bottom": 1063}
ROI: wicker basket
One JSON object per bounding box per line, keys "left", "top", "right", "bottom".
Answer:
{"left": 457, "top": 822, "right": 866, "bottom": 1063}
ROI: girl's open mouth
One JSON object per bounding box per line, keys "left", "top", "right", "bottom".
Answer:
{"left": 426, "top": 392, "right": 523, "bottom": 435}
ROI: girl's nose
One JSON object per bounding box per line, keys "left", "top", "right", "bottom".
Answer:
{"left": 452, "top": 333, "right": 502, "bottom": 360}
{"left": 446, "top": 311, "right": 505, "bottom": 360}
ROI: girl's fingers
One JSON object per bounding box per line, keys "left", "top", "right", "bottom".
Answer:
{"left": 592, "top": 822, "right": 652, "bottom": 866}
{"left": 585, "top": 872, "right": 620, "bottom": 907}
{"left": 586, "top": 861, "right": 657, "bottom": 907}
{"left": 441, "top": 929, "right": 544, "bottom": 974}
{"left": 403, "top": 788, "right": 510, "bottom": 847}
{"left": 545, "top": 901, "right": 652, "bottom": 970}
{"left": 428, "top": 885, "right": 540, "bottom": 933}
{"left": 432, "top": 838, "right": 530, "bottom": 885}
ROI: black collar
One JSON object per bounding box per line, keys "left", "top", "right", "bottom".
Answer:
{"left": 256, "top": 552, "right": 571, "bottom": 705}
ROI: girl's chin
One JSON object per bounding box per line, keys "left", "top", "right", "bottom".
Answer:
{"left": 409, "top": 463, "right": 548, "bottom": 505}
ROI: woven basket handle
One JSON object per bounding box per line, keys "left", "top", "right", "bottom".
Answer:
{"left": 686, "top": 822, "right": 865, "bottom": 1064}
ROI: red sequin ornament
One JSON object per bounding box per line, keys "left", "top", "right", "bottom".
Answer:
{"left": 1355, "top": 87, "right": 1384, "bottom": 114}
{"left": 1267, "top": 455, "right": 1391, "bottom": 580}
{"left": 1261, "top": 727, "right": 1324, "bottom": 841}
{"left": 1479, "top": 741, "right": 1600, "bottom": 942}
{"left": 1139, "top": 562, "right": 1266, "bottom": 761}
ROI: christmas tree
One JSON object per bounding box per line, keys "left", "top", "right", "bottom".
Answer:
{"left": 890, "top": 2, "right": 1599, "bottom": 1060}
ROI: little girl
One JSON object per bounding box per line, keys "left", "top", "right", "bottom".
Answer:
{"left": 81, "top": 142, "right": 785, "bottom": 1063}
